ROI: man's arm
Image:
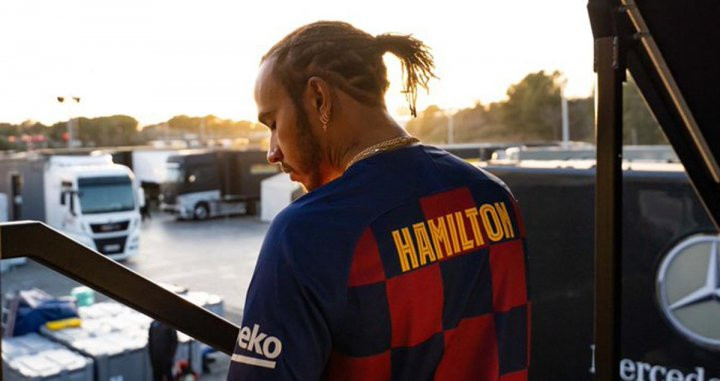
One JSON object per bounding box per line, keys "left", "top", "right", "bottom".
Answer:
{"left": 227, "top": 225, "right": 333, "bottom": 380}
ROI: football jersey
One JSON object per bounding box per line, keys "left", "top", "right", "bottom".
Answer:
{"left": 227, "top": 145, "right": 530, "bottom": 381}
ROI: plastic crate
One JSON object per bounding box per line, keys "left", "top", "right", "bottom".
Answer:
{"left": 0, "top": 258, "right": 27, "bottom": 273}
{"left": 2, "top": 334, "right": 93, "bottom": 381}
{"left": 176, "top": 332, "right": 202, "bottom": 376}
{"left": 41, "top": 327, "right": 150, "bottom": 381}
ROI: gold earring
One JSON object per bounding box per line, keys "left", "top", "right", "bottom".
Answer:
{"left": 320, "top": 111, "right": 330, "bottom": 132}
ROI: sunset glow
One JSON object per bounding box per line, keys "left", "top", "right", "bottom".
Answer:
{"left": 0, "top": 0, "right": 593, "bottom": 126}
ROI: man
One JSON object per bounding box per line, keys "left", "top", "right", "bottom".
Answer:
{"left": 148, "top": 320, "right": 178, "bottom": 381}
{"left": 228, "top": 21, "right": 529, "bottom": 380}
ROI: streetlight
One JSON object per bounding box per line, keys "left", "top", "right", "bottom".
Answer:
{"left": 446, "top": 108, "right": 457, "bottom": 145}
{"left": 57, "top": 95, "right": 81, "bottom": 148}
{"left": 557, "top": 76, "right": 570, "bottom": 148}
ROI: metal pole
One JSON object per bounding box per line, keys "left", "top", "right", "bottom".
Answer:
{"left": 71, "top": 97, "right": 80, "bottom": 148}
{"left": 562, "top": 91, "right": 570, "bottom": 147}
{"left": 594, "top": 35, "right": 624, "bottom": 381}
{"left": 67, "top": 119, "right": 73, "bottom": 148}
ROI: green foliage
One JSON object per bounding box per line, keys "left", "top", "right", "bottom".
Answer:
{"left": 408, "top": 71, "right": 578, "bottom": 144}
{"left": 405, "top": 105, "right": 445, "bottom": 143}
{"left": 406, "top": 102, "right": 508, "bottom": 144}
{"left": 0, "top": 114, "right": 265, "bottom": 151}
{"left": 76, "top": 115, "right": 140, "bottom": 147}
{"left": 0, "top": 71, "right": 667, "bottom": 151}
{"left": 407, "top": 70, "right": 664, "bottom": 146}
{"left": 502, "top": 70, "right": 562, "bottom": 141}
{"left": 140, "top": 115, "right": 260, "bottom": 142}
{"left": 623, "top": 77, "right": 667, "bottom": 144}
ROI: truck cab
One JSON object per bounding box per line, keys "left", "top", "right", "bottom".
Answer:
{"left": 45, "top": 155, "right": 142, "bottom": 260}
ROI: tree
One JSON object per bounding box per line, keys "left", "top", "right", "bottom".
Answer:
{"left": 407, "top": 71, "right": 568, "bottom": 144}
{"left": 76, "top": 115, "right": 140, "bottom": 147}
{"left": 502, "top": 70, "right": 563, "bottom": 141}
{"left": 405, "top": 105, "right": 446, "bottom": 144}
{"left": 623, "top": 77, "right": 667, "bottom": 144}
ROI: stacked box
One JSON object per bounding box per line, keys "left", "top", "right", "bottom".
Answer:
{"left": 2, "top": 333, "right": 93, "bottom": 381}
{"left": 175, "top": 332, "right": 202, "bottom": 375}
{"left": 180, "top": 291, "right": 225, "bottom": 367}
{"left": 41, "top": 318, "right": 150, "bottom": 381}
{"left": 182, "top": 291, "right": 225, "bottom": 317}
{"left": 0, "top": 258, "right": 27, "bottom": 273}
{"left": 128, "top": 325, "right": 202, "bottom": 375}
{"left": 76, "top": 333, "right": 148, "bottom": 381}
{"left": 37, "top": 293, "right": 224, "bottom": 379}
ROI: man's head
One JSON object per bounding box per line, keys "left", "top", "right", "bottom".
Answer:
{"left": 254, "top": 21, "right": 435, "bottom": 191}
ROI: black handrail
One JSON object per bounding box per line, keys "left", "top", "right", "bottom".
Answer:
{"left": 0, "top": 221, "right": 240, "bottom": 356}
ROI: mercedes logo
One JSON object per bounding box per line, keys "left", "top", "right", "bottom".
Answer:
{"left": 656, "top": 234, "right": 720, "bottom": 350}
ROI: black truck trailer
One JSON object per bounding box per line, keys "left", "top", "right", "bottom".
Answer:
{"left": 483, "top": 161, "right": 719, "bottom": 380}
{"left": 160, "top": 149, "right": 280, "bottom": 219}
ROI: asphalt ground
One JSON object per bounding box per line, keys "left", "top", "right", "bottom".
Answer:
{"left": 1, "top": 210, "right": 270, "bottom": 379}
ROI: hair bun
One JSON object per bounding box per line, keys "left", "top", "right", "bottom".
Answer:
{"left": 373, "top": 33, "right": 436, "bottom": 117}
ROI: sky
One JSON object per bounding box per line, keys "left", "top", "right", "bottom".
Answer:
{"left": 0, "top": 0, "right": 594, "bottom": 127}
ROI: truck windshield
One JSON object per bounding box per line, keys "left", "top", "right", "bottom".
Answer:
{"left": 78, "top": 176, "right": 135, "bottom": 214}
{"left": 165, "top": 163, "right": 185, "bottom": 183}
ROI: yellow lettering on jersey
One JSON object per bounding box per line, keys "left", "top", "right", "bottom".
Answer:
{"left": 445, "top": 213, "right": 461, "bottom": 255}
{"left": 392, "top": 228, "right": 419, "bottom": 272}
{"left": 464, "top": 207, "right": 485, "bottom": 246}
{"left": 479, "top": 204, "right": 504, "bottom": 242}
{"left": 412, "top": 222, "right": 437, "bottom": 266}
{"left": 427, "top": 217, "right": 452, "bottom": 259}
{"left": 454, "top": 212, "right": 475, "bottom": 251}
{"left": 494, "top": 202, "right": 515, "bottom": 239}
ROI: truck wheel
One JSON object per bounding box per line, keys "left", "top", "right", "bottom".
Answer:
{"left": 193, "top": 203, "right": 210, "bottom": 220}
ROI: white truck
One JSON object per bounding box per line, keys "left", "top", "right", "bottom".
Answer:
{"left": 0, "top": 153, "right": 143, "bottom": 260}
{"left": 109, "top": 148, "right": 180, "bottom": 206}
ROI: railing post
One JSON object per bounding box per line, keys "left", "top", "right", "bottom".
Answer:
{"left": 594, "top": 35, "right": 625, "bottom": 381}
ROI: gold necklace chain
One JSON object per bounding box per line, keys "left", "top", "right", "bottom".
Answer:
{"left": 345, "top": 136, "right": 419, "bottom": 170}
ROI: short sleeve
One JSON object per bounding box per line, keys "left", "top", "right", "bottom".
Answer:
{"left": 227, "top": 221, "right": 333, "bottom": 380}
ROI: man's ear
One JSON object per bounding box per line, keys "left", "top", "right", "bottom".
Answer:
{"left": 306, "top": 76, "right": 332, "bottom": 115}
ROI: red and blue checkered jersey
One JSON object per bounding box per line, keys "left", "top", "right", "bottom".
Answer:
{"left": 228, "top": 145, "right": 530, "bottom": 381}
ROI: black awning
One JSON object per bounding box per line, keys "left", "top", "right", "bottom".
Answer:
{"left": 588, "top": 2, "right": 720, "bottom": 379}
{"left": 637, "top": 0, "right": 720, "bottom": 162}
{"left": 589, "top": 0, "right": 720, "bottom": 227}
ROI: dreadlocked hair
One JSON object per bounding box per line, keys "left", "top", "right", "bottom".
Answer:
{"left": 262, "top": 21, "right": 436, "bottom": 117}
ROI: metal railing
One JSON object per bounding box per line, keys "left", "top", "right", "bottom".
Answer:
{"left": 0, "top": 221, "right": 240, "bottom": 356}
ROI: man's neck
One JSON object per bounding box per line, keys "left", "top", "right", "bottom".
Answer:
{"left": 335, "top": 108, "right": 409, "bottom": 171}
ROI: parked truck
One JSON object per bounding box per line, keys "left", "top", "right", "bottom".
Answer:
{"left": 0, "top": 153, "right": 143, "bottom": 260}
{"left": 160, "top": 149, "right": 280, "bottom": 220}
{"left": 110, "top": 148, "right": 180, "bottom": 206}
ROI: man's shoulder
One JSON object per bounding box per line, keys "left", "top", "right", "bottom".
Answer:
{"left": 265, "top": 144, "right": 516, "bottom": 248}
{"left": 264, "top": 190, "right": 377, "bottom": 261}
{"left": 417, "top": 145, "right": 515, "bottom": 196}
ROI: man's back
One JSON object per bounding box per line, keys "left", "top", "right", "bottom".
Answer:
{"left": 228, "top": 145, "right": 529, "bottom": 380}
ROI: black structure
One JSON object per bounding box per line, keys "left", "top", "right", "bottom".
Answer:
{"left": 593, "top": 34, "right": 625, "bottom": 381}
{"left": 488, "top": 163, "right": 718, "bottom": 380}
{"left": 589, "top": 0, "right": 720, "bottom": 379}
